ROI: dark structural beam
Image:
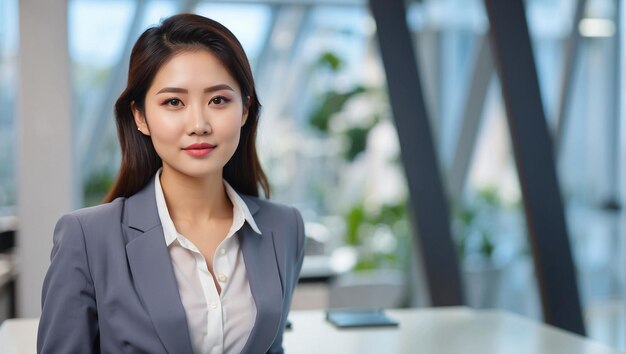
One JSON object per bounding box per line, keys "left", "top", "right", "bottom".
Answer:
{"left": 555, "top": 0, "right": 587, "bottom": 155}
{"left": 483, "top": 0, "right": 585, "bottom": 334}
{"left": 448, "top": 34, "right": 493, "bottom": 200}
{"left": 369, "top": 0, "right": 464, "bottom": 306}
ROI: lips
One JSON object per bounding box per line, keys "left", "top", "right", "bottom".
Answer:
{"left": 182, "top": 142, "right": 216, "bottom": 157}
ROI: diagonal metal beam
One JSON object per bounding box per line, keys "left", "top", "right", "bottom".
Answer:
{"left": 608, "top": 0, "right": 623, "bottom": 295}
{"left": 554, "top": 0, "right": 587, "bottom": 155}
{"left": 369, "top": 0, "right": 464, "bottom": 306}
{"left": 448, "top": 34, "right": 493, "bottom": 200}
{"left": 483, "top": 0, "right": 585, "bottom": 335}
{"left": 253, "top": 5, "right": 282, "bottom": 75}
{"left": 80, "top": 0, "right": 201, "bottom": 181}
{"left": 252, "top": 3, "right": 314, "bottom": 146}
{"left": 255, "top": 4, "right": 310, "bottom": 113}
{"left": 272, "top": 7, "right": 313, "bottom": 119}
{"left": 607, "top": 0, "right": 621, "bottom": 204}
{"left": 79, "top": 0, "right": 149, "bottom": 179}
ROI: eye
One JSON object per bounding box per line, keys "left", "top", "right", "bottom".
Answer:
{"left": 209, "top": 96, "right": 231, "bottom": 105}
{"left": 163, "top": 98, "right": 183, "bottom": 107}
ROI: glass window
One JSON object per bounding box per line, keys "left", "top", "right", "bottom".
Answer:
{"left": 0, "top": 0, "right": 18, "bottom": 211}
{"left": 69, "top": 0, "right": 137, "bottom": 206}
{"left": 195, "top": 2, "right": 272, "bottom": 66}
{"left": 408, "top": 0, "right": 623, "bottom": 349}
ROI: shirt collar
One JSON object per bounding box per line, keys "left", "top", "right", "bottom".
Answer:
{"left": 223, "top": 179, "right": 262, "bottom": 235}
{"left": 154, "top": 169, "right": 262, "bottom": 247}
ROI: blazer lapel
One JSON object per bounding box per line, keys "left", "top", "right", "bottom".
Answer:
{"left": 124, "top": 178, "right": 194, "bottom": 354}
{"left": 239, "top": 197, "right": 285, "bottom": 353}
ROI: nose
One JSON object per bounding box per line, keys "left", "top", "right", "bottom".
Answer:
{"left": 188, "top": 104, "right": 211, "bottom": 135}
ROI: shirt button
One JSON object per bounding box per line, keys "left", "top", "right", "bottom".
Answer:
{"left": 217, "top": 274, "right": 227, "bottom": 283}
{"left": 210, "top": 302, "right": 218, "bottom": 309}
{"left": 220, "top": 248, "right": 226, "bottom": 255}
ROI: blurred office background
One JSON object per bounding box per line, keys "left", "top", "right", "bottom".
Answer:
{"left": 0, "top": 0, "right": 623, "bottom": 351}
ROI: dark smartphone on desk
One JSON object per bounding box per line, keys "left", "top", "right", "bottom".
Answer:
{"left": 325, "top": 309, "right": 399, "bottom": 329}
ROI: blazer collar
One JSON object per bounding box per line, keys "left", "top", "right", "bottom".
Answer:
{"left": 224, "top": 180, "right": 262, "bottom": 235}
{"left": 124, "top": 176, "right": 194, "bottom": 354}
{"left": 124, "top": 176, "right": 283, "bottom": 354}
{"left": 239, "top": 223, "right": 284, "bottom": 353}
{"left": 125, "top": 176, "right": 162, "bottom": 234}
{"left": 238, "top": 193, "right": 260, "bottom": 216}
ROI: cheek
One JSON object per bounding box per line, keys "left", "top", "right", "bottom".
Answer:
{"left": 147, "top": 112, "right": 183, "bottom": 144}
{"left": 215, "top": 124, "right": 242, "bottom": 152}
{"left": 215, "top": 112, "right": 245, "bottom": 141}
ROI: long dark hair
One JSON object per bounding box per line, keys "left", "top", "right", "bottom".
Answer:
{"left": 104, "top": 13, "right": 269, "bottom": 203}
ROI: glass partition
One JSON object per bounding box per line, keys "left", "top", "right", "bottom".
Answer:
{"left": 0, "top": 0, "right": 18, "bottom": 212}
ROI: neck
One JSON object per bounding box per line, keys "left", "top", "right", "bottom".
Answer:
{"left": 159, "top": 167, "right": 232, "bottom": 223}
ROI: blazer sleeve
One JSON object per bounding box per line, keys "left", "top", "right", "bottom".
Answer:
{"left": 267, "top": 207, "right": 306, "bottom": 354}
{"left": 37, "top": 213, "right": 99, "bottom": 354}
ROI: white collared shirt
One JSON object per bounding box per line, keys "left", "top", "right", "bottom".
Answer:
{"left": 154, "top": 170, "right": 260, "bottom": 354}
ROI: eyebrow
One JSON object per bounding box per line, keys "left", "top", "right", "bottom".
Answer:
{"left": 155, "top": 84, "right": 235, "bottom": 95}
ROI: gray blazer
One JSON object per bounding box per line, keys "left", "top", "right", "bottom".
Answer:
{"left": 37, "top": 177, "right": 306, "bottom": 354}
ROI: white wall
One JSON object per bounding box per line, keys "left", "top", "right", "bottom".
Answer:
{"left": 17, "top": 0, "right": 74, "bottom": 317}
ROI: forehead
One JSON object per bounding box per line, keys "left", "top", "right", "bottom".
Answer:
{"left": 150, "top": 49, "right": 239, "bottom": 91}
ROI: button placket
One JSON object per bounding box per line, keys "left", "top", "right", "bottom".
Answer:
{"left": 217, "top": 273, "right": 227, "bottom": 283}
{"left": 214, "top": 239, "right": 233, "bottom": 293}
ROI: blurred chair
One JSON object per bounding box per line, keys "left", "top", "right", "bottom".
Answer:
{"left": 328, "top": 269, "right": 406, "bottom": 309}
{"left": 0, "top": 216, "right": 17, "bottom": 322}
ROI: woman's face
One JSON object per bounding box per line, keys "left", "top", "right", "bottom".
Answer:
{"left": 133, "top": 49, "right": 247, "bottom": 180}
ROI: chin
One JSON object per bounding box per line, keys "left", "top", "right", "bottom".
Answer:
{"left": 186, "top": 167, "right": 224, "bottom": 179}
{"left": 164, "top": 162, "right": 226, "bottom": 180}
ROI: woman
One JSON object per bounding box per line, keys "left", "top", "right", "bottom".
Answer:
{"left": 37, "top": 13, "right": 305, "bottom": 354}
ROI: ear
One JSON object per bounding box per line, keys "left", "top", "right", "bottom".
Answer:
{"left": 131, "top": 101, "right": 151, "bottom": 136}
{"left": 241, "top": 96, "right": 250, "bottom": 127}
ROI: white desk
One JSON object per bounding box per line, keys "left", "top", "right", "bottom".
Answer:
{"left": 0, "top": 308, "right": 622, "bottom": 354}
{"left": 283, "top": 308, "right": 622, "bottom": 354}
{"left": 0, "top": 318, "right": 37, "bottom": 354}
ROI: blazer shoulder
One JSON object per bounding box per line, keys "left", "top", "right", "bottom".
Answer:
{"left": 69, "top": 197, "right": 125, "bottom": 219}
{"left": 242, "top": 194, "right": 305, "bottom": 252}
{"left": 241, "top": 194, "right": 298, "bottom": 216}
{"left": 62, "top": 197, "right": 127, "bottom": 234}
